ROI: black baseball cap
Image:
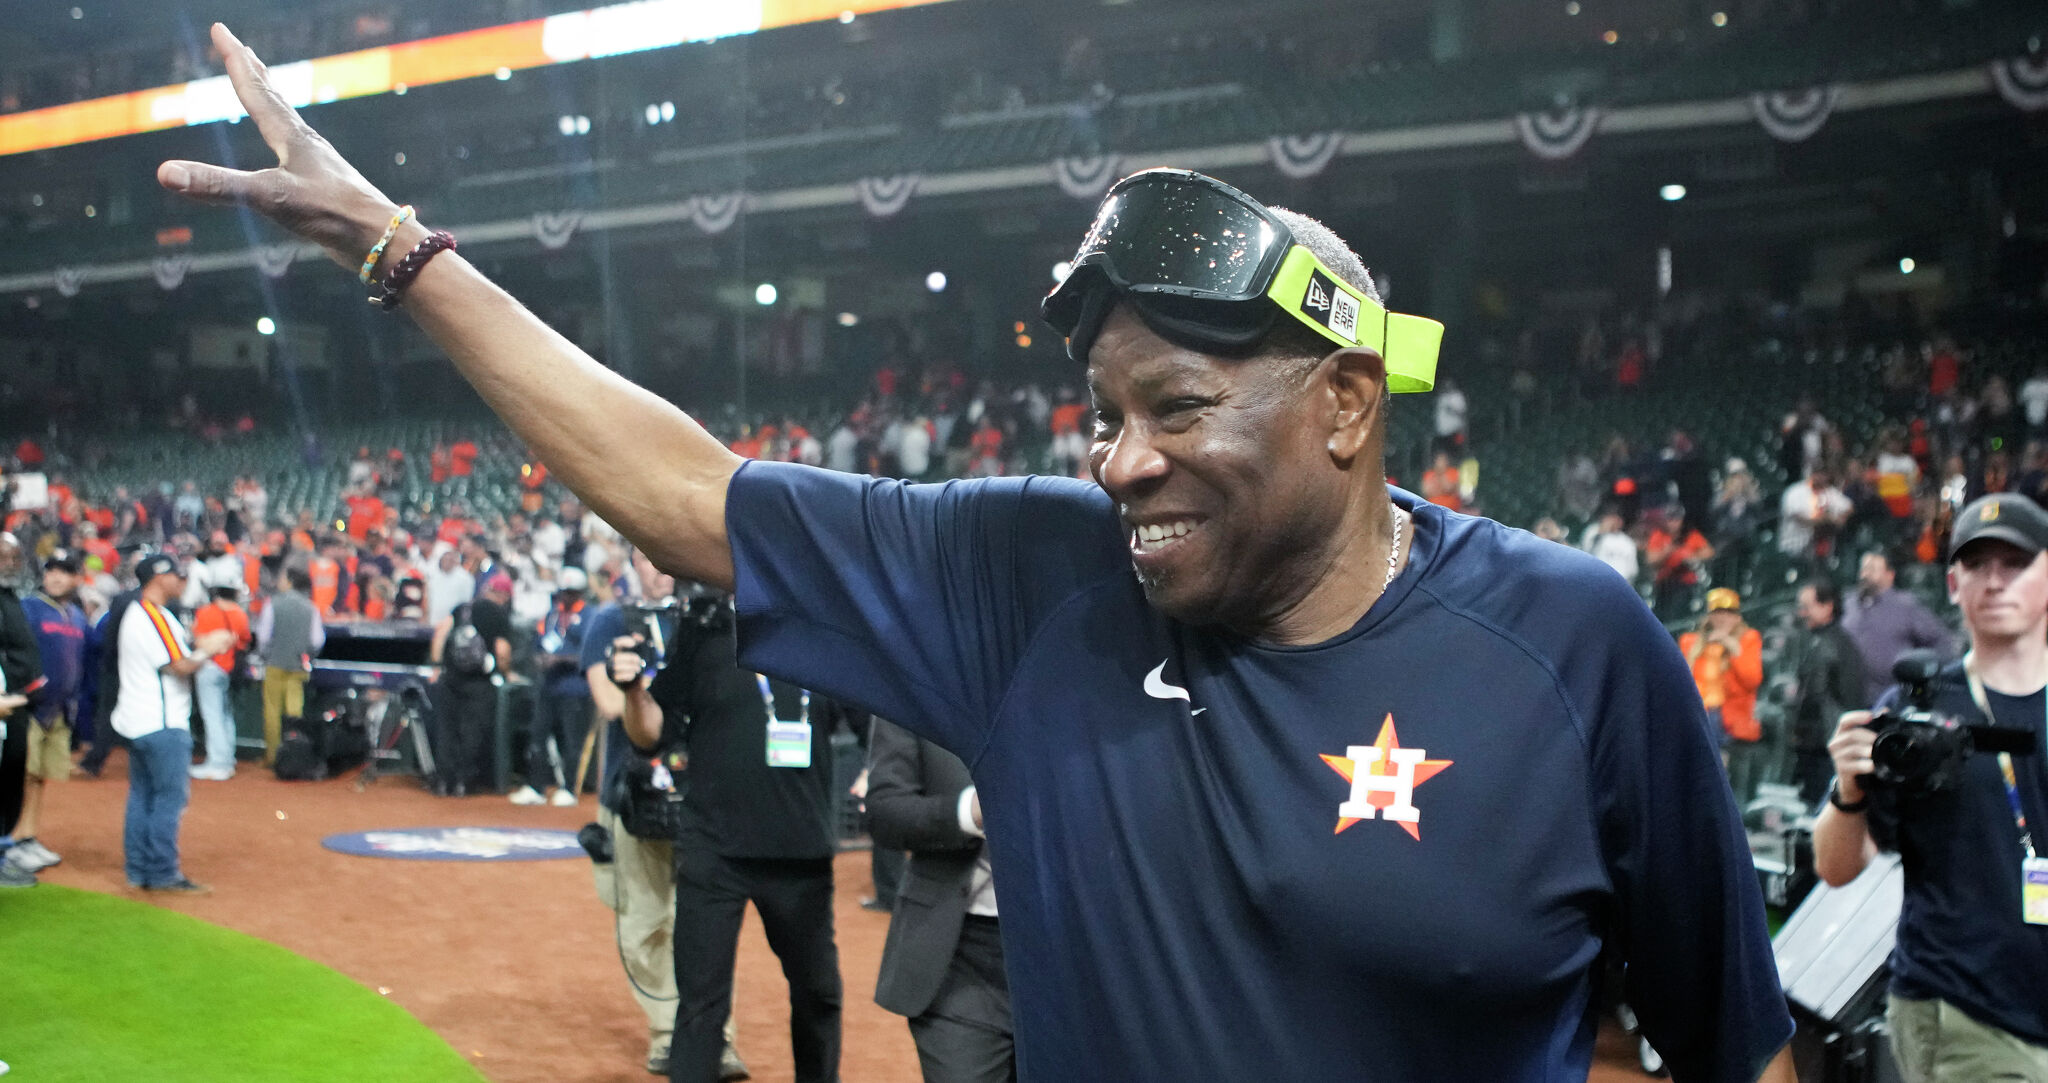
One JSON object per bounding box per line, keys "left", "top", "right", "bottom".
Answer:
{"left": 43, "top": 549, "right": 80, "bottom": 573}
{"left": 134, "top": 553, "right": 185, "bottom": 583}
{"left": 1949, "top": 494, "right": 2048, "bottom": 562}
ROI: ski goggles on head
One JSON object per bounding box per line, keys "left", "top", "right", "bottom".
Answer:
{"left": 1041, "top": 168, "right": 1441, "bottom": 392}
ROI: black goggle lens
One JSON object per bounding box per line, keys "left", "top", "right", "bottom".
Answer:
{"left": 1048, "top": 176, "right": 1284, "bottom": 335}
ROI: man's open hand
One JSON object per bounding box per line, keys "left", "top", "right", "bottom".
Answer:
{"left": 156, "top": 23, "right": 404, "bottom": 269}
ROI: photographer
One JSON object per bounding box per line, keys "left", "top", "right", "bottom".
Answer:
{"left": 1814, "top": 494, "right": 2048, "bottom": 1081}
{"left": 582, "top": 550, "right": 739, "bottom": 1078}
{"left": 610, "top": 582, "right": 840, "bottom": 1083}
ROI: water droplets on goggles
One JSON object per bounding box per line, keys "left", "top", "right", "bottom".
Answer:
{"left": 1041, "top": 168, "right": 1440, "bottom": 393}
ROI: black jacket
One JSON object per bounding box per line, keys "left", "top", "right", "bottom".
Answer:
{"left": 867, "top": 717, "right": 988, "bottom": 1019}
{"left": 0, "top": 586, "right": 43, "bottom": 699}
{"left": 1792, "top": 621, "right": 1868, "bottom": 752}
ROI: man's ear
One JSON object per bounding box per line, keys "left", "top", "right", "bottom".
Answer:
{"left": 1323, "top": 347, "right": 1388, "bottom": 464}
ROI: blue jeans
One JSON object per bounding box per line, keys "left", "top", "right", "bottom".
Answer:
{"left": 195, "top": 662, "right": 236, "bottom": 772}
{"left": 125, "top": 728, "right": 192, "bottom": 887}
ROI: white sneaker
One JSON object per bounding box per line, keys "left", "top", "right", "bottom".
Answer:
{"left": 189, "top": 765, "right": 235, "bottom": 781}
{"left": 549, "top": 789, "right": 577, "bottom": 807}
{"left": 17, "top": 840, "right": 59, "bottom": 869}
{"left": 2, "top": 847, "right": 46, "bottom": 875}
{"left": 508, "top": 785, "right": 546, "bottom": 806}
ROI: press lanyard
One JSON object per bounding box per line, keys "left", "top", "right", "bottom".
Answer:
{"left": 757, "top": 674, "right": 812, "bottom": 769}
{"left": 1961, "top": 653, "right": 2043, "bottom": 860}
{"left": 755, "top": 674, "right": 809, "bottom": 725}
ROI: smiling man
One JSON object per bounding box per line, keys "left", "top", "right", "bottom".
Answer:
{"left": 160, "top": 24, "right": 1791, "bottom": 1081}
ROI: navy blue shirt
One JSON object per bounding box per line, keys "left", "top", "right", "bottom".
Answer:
{"left": 1869, "top": 664, "right": 2048, "bottom": 1045}
{"left": 541, "top": 600, "right": 591, "bottom": 698}
{"left": 22, "top": 592, "right": 88, "bottom": 717}
{"left": 578, "top": 602, "right": 634, "bottom": 810}
{"left": 726, "top": 462, "right": 1790, "bottom": 1082}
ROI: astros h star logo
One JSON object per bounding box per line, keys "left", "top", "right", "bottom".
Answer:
{"left": 1319, "top": 714, "right": 1453, "bottom": 840}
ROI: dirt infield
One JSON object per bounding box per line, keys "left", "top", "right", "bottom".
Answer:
{"left": 35, "top": 752, "right": 1654, "bottom": 1082}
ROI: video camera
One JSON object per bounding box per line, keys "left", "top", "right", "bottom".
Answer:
{"left": 1864, "top": 650, "right": 2037, "bottom": 795}
{"left": 606, "top": 582, "right": 732, "bottom": 682}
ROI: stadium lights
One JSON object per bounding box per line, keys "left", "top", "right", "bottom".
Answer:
{"left": 837, "top": 312, "right": 859, "bottom": 327}
{"left": 1052, "top": 261, "right": 1073, "bottom": 283}
{"left": 71, "top": 7, "right": 83, "bottom": 18}
{"left": 645, "top": 104, "right": 661, "bottom": 125}
{"left": 925, "top": 271, "right": 947, "bottom": 293}
{"left": 256, "top": 317, "right": 276, "bottom": 335}
{"left": 1899, "top": 258, "right": 1916, "bottom": 274}
{"left": 83, "top": 204, "right": 97, "bottom": 218}
{"left": 495, "top": 67, "right": 514, "bottom": 81}
{"left": 1660, "top": 184, "right": 1686, "bottom": 202}
{"left": 645, "top": 102, "right": 677, "bottom": 125}
{"left": 394, "top": 151, "right": 407, "bottom": 165}
{"left": 661, "top": 101, "right": 675, "bottom": 121}
{"left": 1601, "top": 29, "right": 1618, "bottom": 44}
{"left": 1711, "top": 11, "right": 1728, "bottom": 26}
{"left": 755, "top": 283, "right": 777, "bottom": 305}
{"left": 839, "top": 10, "right": 856, "bottom": 22}
{"left": 1564, "top": 2, "right": 1579, "bottom": 14}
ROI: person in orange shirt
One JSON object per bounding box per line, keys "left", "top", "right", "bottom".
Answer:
{"left": 1678, "top": 588, "right": 1766, "bottom": 805}
{"left": 520, "top": 459, "right": 548, "bottom": 515}
{"left": 77, "top": 522, "right": 119, "bottom": 573}
{"left": 344, "top": 484, "right": 386, "bottom": 543}
{"left": 1645, "top": 505, "right": 1716, "bottom": 621}
{"left": 190, "top": 584, "right": 253, "bottom": 780}
{"left": 1421, "top": 451, "right": 1462, "bottom": 512}
{"left": 430, "top": 442, "right": 451, "bottom": 485}
{"left": 450, "top": 438, "right": 479, "bottom": 478}
{"left": 307, "top": 540, "right": 344, "bottom": 617}
{"left": 1049, "top": 390, "right": 1089, "bottom": 478}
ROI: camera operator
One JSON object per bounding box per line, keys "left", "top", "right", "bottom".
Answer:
{"left": 582, "top": 549, "right": 739, "bottom": 1079}
{"left": 610, "top": 582, "right": 841, "bottom": 1083}
{"left": 1814, "top": 494, "right": 2048, "bottom": 1082}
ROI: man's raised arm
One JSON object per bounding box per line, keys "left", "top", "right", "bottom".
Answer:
{"left": 156, "top": 23, "right": 741, "bottom": 588}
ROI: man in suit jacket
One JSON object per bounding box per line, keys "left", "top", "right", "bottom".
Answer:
{"left": 867, "top": 718, "right": 1013, "bottom": 1083}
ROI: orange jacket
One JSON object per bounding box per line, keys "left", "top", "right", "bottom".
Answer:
{"left": 309, "top": 556, "right": 341, "bottom": 616}
{"left": 1678, "top": 627, "right": 1765, "bottom": 742}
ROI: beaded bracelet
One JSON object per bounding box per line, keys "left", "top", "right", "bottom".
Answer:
{"left": 357, "top": 204, "right": 416, "bottom": 284}
{"left": 369, "top": 229, "right": 457, "bottom": 311}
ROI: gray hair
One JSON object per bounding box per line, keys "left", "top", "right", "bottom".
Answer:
{"left": 1270, "top": 207, "right": 1382, "bottom": 306}
{"left": 1258, "top": 207, "right": 1382, "bottom": 368}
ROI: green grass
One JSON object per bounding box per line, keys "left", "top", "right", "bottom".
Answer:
{"left": 0, "top": 885, "right": 484, "bottom": 1082}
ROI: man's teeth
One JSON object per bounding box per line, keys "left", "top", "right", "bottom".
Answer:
{"left": 1135, "top": 521, "right": 1195, "bottom": 545}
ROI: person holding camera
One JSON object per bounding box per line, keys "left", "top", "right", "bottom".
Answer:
{"left": 609, "top": 584, "right": 839, "bottom": 1083}
{"left": 1814, "top": 493, "right": 2048, "bottom": 1082}
{"left": 582, "top": 548, "right": 741, "bottom": 1079}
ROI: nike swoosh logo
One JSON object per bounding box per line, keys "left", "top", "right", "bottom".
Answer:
{"left": 1144, "top": 661, "right": 1205, "bottom": 714}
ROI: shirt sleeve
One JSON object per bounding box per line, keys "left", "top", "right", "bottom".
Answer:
{"left": 726, "top": 460, "right": 1121, "bottom": 759}
{"left": 1577, "top": 586, "right": 1794, "bottom": 1082}
{"left": 577, "top": 606, "right": 623, "bottom": 674}
{"left": 253, "top": 603, "right": 274, "bottom": 653}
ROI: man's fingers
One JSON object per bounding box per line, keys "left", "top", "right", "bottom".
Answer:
{"left": 212, "top": 23, "right": 308, "bottom": 164}
{"left": 158, "top": 160, "right": 267, "bottom": 206}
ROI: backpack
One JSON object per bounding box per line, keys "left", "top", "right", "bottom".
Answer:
{"left": 273, "top": 716, "right": 325, "bottom": 781}
{"left": 90, "top": 591, "right": 142, "bottom": 740}
{"left": 444, "top": 603, "right": 490, "bottom": 676}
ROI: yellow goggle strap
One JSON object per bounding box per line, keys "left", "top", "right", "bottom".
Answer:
{"left": 1264, "top": 245, "right": 1441, "bottom": 393}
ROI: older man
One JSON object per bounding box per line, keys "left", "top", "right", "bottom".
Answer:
{"left": 161, "top": 27, "right": 1793, "bottom": 1081}
{"left": 1842, "top": 549, "right": 1955, "bottom": 705}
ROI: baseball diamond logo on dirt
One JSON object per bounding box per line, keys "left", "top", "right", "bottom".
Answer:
{"left": 322, "top": 827, "right": 586, "bottom": 861}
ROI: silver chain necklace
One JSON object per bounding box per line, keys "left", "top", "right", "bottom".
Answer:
{"left": 1383, "top": 504, "right": 1408, "bottom": 594}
